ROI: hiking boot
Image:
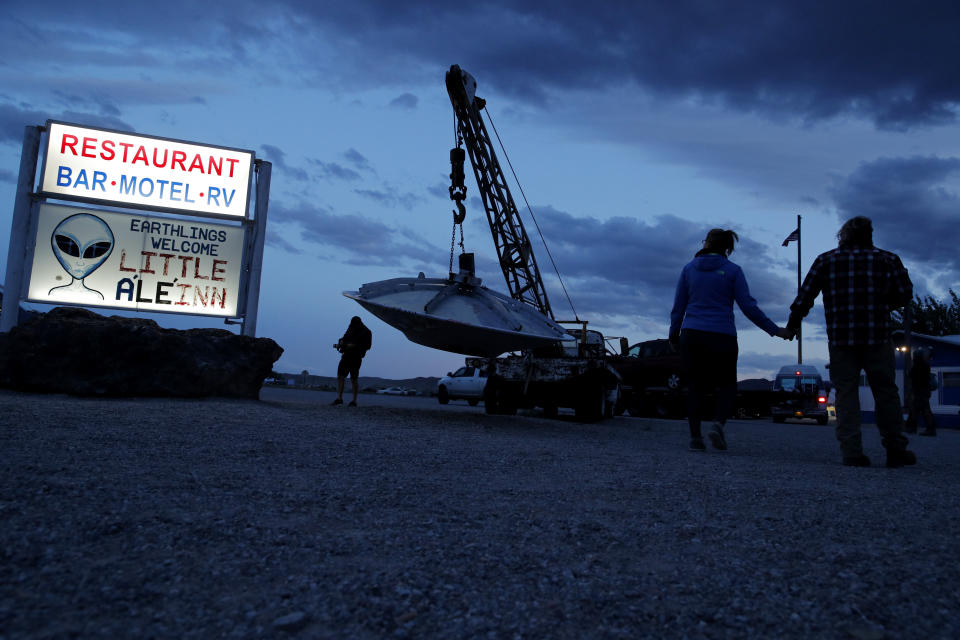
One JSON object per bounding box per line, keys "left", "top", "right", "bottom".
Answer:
{"left": 348, "top": 401, "right": 357, "bottom": 407}
{"left": 842, "top": 454, "right": 871, "bottom": 467}
{"left": 886, "top": 449, "right": 917, "bottom": 468}
{"left": 708, "top": 422, "right": 727, "bottom": 451}
{"left": 331, "top": 398, "right": 343, "bottom": 406}
{"left": 689, "top": 437, "right": 706, "bottom": 452}
{"left": 919, "top": 429, "right": 936, "bottom": 437}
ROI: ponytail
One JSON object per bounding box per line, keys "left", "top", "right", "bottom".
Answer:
{"left": 702, "top": 228, "right": 739, "bottom": 257}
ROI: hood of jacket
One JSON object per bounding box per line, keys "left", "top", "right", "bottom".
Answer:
{"left": 692, "top": 252, "right": 727, "bottom": 272}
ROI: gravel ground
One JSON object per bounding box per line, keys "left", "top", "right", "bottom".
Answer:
{"left": 2, "top": 387, "right": 958, "bottom": 639}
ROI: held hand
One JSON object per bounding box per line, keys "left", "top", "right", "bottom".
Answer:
{"left": 775, "top": 327, "right": 795, "bottom": 341}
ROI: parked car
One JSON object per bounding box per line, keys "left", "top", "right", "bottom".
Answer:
{"left": 608, "top": 338, "right": 686, "bottom": 417}
{"left": 616, "top": 338, "right": 685, "bottom": 391}
{"left": 437, "top": 366, "right": 487, "bottom": 405}
{"left": 376, "top": 386, "right": 415, "bottom": 396}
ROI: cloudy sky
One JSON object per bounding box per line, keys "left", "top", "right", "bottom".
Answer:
{"left": 2, "top": 0, "right": 958, "bottom": 380}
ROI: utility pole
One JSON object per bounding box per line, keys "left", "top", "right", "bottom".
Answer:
{"left": 796, "top": 214, "right": 802, "bottom": 364}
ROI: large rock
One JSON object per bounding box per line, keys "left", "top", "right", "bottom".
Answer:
{"left": 0, "top": 307, "right": 283, "bottom": 398}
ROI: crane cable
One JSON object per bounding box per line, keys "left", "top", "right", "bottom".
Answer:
{"left": 483, "top": 106, "right": 579, "bottom": 321}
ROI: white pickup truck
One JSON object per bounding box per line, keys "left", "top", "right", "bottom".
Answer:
{"left": 437, "top": 365, "right": 487, "bottom": 406}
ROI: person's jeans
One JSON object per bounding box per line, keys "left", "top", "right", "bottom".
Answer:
{"left": 907, "top": 393, "right": 937, "bottom": 432}
{"left": 829, "top": 341, "right": 909, "bottom": 457}
{"left": 680, "top": 329, "right": 738, "bottom": 437}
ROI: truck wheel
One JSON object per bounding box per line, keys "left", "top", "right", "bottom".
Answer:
{"left": 816, "top": 415, "right": 829, "bottom": 425}
{"left": 484, "top": 378, "right": 516, "bottom": 415}
{"left": 604, "top": 385, "right": 619, "bottom": 419}
{"left": 484, "top": 379, "right": 500, "bottom": 414}
{"left": 542, "top": 404, "right": 558, "bottom": 419}
{"left": 772, "top": 415, "right": 785, "bottom": 424}
{"left": 468, "top": 398, "right": 479, "bottom": 407}
{"left": 438, "top": 386, "right": 450, "bottom": 405}
{"left": 575, "top": 383, "right": 606, "bottom": 422}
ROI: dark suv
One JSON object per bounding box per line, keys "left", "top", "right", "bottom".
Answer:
{"left": 608, "top": 338, "right": 686, "bottom": 417}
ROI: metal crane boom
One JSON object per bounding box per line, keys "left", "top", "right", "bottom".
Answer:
{"left": 445, "top": 64, "right": 554, "bottom": 320}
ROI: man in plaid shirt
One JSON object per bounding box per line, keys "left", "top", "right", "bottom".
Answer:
{"left": 787, "top": 216, "right": 916, "bottom": 468}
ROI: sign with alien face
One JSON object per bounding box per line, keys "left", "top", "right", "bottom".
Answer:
{"left": 27, "top": 203, "right": 245, "bottom": 317}
{"left": 39, "top": 121, "right": 254, "bottom": 219}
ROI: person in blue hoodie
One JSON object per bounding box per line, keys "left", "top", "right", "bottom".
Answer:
{"left": 670, "top": 229, "right": 794, "bottom": 451}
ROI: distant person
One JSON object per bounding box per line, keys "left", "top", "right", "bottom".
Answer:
{"left": 670, "top": 228, "right": 794, "bottom": 452}
{"left": 905, "top": 348, "right": 937, "bottom": 437}
{"left": 332, "top": 316, "right": 372, "bottom": 407}
{"left": 787, "top": 216, "right": 916, "bottom": 468}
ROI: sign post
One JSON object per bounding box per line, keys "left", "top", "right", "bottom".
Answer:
{"left": 1, "top": 126, "right": 42, "bottom": 332}
{"left": 242, "top": 160, "right": 271, "bottom": 337}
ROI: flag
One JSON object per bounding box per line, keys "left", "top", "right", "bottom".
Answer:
{"left": 782, "top": 228, "right": 800, "bottom": 246}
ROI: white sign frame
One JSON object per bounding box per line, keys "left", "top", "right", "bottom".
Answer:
{"left": 38, "top": 120, "right": 255, "bottom": 220}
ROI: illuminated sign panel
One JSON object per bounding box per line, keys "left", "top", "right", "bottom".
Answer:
{"left": 27, "top": 203, "right": 244, "bottom": 317}
{"left": 40, "top": 121, "right": 253, "bottom": 219}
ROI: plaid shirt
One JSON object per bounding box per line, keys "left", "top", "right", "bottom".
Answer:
{"left": 788, "top": 246, "right": 912, "bottom": 347}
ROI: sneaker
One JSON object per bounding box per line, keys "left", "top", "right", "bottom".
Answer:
{"left": 886, "top": 449, "right": 917, "bottom": 468}
{"left": 331, "top": 398, "right": 343, "bottom": 406}
{"left": 842, "top": 454, "right": 871, "bottom": 467}
{"left": 689, "top": 437, "right": 706, "bottom": 452}
{"left": 348, "top": 401, "right": 357, "bottom": 407}
{"left": 708, "top": 422, "right": 727, "bottom": 451}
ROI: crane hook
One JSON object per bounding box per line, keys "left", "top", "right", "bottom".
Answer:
{"left": 452, "top": 200, "right": 466, "bottom": 225}
{"left": 449, "top": 146, "right": 467, "bottom": 224}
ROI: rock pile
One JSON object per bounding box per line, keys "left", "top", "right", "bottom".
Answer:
{"left": 0, "top": 307, "right": 282, "bottom": 398}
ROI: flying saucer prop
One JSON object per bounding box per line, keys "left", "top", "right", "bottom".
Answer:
{"left": 343, "top": 254, "right": 573, "bottom": 357}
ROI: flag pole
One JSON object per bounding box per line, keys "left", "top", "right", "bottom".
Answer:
{"left": 796, "top": 213, "right": 802, "bottom": 364}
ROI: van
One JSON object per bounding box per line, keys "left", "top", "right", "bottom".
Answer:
{"left": 771, "top": 364, "right": 830, "bottom": 424}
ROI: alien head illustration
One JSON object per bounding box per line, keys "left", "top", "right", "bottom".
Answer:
{"left": 51, "top": 213, "right": 114, "bottom": 280}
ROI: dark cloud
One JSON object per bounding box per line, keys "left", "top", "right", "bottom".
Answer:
{"left": 270, "top": 201, "right": 445, "bottom": 269}
{"left": 427, "top": 179, "right": 449, "bottom": 200}
{"left": 53, "top": 90, "right": 121, "bottom": 117}
{"left": 353, "top": 186, "right": 422, "bottom": 211}
{"left": 260, "top": 144, "right": 309, "bottom": 182}
{"left": 57, "top": 111, "right": 134, "bottom": 133}
{"left": 307, "top": 159, "right": 361, "bottom": 182}
{"left": 265, "top": 230, "right": 302, "bottom": 255}
{"left": 343, "top": 148, "right": 373, "bottom": 172}
{"left": 831, "top": 155, "right": 960, "bottom": 276}
{"left": 529, "top": 207, "right": 795, "bottom": 320}
{"left": 274, "top": 0, "right": 960, "bottom": 130}
{"left": 0, "top": 104, "right": 47, "bottom": 144}
{"left": 388, "top": 93, "right": 418, "bottom": 110}
{"left": 10, "top": 2, "right": 957, "bottom": 129}
{"left": 0, "top": 103, "right": 135, "bottom": 145}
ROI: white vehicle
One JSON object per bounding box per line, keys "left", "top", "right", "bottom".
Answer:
{"left": 437, "top": 366, "right": 487, "bottom": 406}
{"left": 377, "top": 386, "right": 414, "bottom": 396}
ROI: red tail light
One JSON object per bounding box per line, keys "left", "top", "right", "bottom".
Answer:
{"left": 818, "top": 396, "right": 827, "bottom": 404}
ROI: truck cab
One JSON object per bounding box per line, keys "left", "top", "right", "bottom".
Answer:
{"left": 771, "top": 364, "right": 830, "bottom": 424}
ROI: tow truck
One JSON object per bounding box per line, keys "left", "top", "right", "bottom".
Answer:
{"left": 445, "top": 64, "right": 621, "bottom": 420}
